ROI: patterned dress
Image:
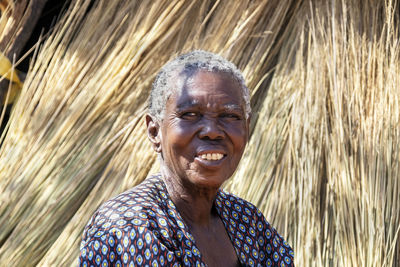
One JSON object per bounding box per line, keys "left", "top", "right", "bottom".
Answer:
{"left": 78, "top": 174, "right": 294, "bottom": 266}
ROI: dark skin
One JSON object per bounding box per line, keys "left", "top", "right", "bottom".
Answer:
{"left": 146, "top": 70, "right": 250, "bottom": 267}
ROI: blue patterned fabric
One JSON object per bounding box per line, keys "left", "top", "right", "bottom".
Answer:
{"left": 78, "top": 174, "right": 294, "bottom": 266}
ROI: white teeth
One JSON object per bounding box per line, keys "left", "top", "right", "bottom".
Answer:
{"left": 199, "top": 153, "right": 224, "bottom": 161}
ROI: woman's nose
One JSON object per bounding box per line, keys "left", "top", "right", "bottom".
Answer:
{"left": 198, "top": 118, "right": 224, "bottom": 140}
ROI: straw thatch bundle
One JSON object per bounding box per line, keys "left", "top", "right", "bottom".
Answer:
{"left": 0, "top": 0, "right": 399, "bottom": 266}
{"left": 227, "top": 0, "right": 400, "bottom": 266}
{"left": 0, "top": 0, "right": 48, "bottom": 59}
{"left": 0, "top": 0, "right": 300, "bottom": 266}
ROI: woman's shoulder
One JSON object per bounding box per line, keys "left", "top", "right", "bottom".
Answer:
{"left": 216, "top": 189, "right": 294, "bottom": 265}
{"left": 217, "top": 189, "right": 287, "bottom": 234}
{"left": 81, "top": 174, "right": 167, "bottom": 241}
{"left": 216, "top": 189, "right": 260, "bottom": 215}
{"left": 99, "top": 173, "right": 165, "bottom": 211}
{"left": 215, "top": 189, "right": 272, "bottom": 233}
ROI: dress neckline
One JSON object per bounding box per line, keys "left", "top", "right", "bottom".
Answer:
{"left": 151, "top": 173, "right": 243, "bottom": 266}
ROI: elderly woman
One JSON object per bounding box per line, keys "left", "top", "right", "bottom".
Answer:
{"left": 78, "top": 51, "right": 294, "bottom": 267}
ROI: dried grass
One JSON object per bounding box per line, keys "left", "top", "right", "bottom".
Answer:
{"left": 1, "top": 0, "right": 399, "bottom": 266}
{"left": 226, "top": 0, "right": 400, "bottom": 266}
{"left": 0, "top": 0, "right": 298, "bottom": 266}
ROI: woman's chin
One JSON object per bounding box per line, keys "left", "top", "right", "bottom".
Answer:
{"left": 185, "top": 172, "right": 231, "bottom": 190}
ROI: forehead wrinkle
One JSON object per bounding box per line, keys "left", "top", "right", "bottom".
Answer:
{"left": 176, "top": 99, "right": 200, "bottom": 110}
{"left": 174, "top": 90, "right": 245, "bottom": 111}
{"left": 176, "top": 101, "right": 244, "bottom": 114}
{"left": 222, "top": 104, "right": 243, "bottom": 112}
{"left": 172, "top": 70, "right": 245, "bottom": 113}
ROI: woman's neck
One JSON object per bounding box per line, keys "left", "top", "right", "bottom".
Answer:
{"left": 160, "top": 166, "right": 220, "bottom": 227}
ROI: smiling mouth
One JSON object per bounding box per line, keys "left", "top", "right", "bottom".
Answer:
{"left": 197, "top": 153, "right": 225, "bottom": 161}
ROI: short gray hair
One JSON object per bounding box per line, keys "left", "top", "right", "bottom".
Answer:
{"left": 149, "top": 50, "right": 251, "bottom": 121}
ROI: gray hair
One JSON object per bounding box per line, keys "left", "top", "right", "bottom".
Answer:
{"left": 149, "top": 50, "right": 251, "bottom": 121}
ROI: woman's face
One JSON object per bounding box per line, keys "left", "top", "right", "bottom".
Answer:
{"left": 156, "top": 70, "right": 249, "bottom": 189}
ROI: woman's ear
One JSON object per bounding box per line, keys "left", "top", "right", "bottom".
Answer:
{"left": 146, "top": 114, "right": 162, "bottom": 153}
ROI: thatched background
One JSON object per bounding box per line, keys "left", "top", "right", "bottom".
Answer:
{"left": 0, "top": 0, "right": 399, "bottom": 266}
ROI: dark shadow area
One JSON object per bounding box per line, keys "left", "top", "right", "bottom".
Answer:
{"left": 0, "top": 0, "right": 70, "bottom": 138}
{"left": 19, "top": 0, "right": 71, "bottom": 73}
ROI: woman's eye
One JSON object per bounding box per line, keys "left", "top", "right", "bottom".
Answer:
{"left": 181, "top": 112, "right": 198, "bottom": 119}
{"left": 221, "top": 113, "right": 241, "bottom": 120}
